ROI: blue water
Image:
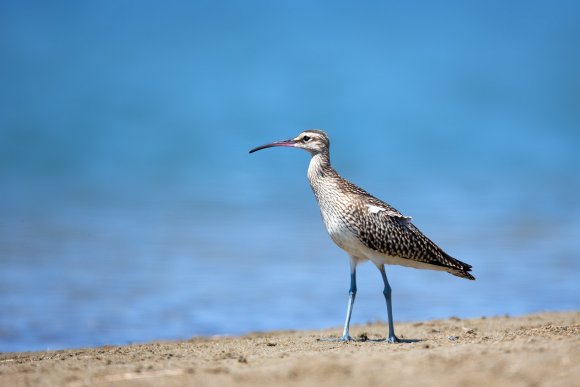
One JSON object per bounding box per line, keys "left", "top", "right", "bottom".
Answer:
{"left": 1, "top": 1, "right": 579, "bottom": 352}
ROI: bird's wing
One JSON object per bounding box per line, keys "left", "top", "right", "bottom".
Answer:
{"left": 339, "top": 181, "right": 474, "bottom": 279}
{"left": 354, "top": 200, "right": 464, "bottom": 269}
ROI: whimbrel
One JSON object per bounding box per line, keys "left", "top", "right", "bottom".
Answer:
{"left": 250, "top": 130, "right": 475, "bottom": 342}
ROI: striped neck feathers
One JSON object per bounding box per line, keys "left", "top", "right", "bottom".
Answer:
{"left": 307, "top": 152, "right": 332, "bottom": 182}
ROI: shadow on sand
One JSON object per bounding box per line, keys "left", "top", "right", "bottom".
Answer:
{"left": 317, "top": 336, "right": 421, "bottom": 344}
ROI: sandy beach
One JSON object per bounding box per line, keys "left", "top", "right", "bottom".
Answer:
{"left": 1, "top": 312, "right": 578, "bottom": 387}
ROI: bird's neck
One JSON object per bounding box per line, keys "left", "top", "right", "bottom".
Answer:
{"left": 307, "top": 151, "right": 332, "bottom": 185}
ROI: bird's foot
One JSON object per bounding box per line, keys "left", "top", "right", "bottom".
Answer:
{"left": 319, "top": 335, "right": 354, "bottom": 342}
{"left": 385, "top": 335, "right": 401, "bottom": 343}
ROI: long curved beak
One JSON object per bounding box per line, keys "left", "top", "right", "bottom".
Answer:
{"left": 249, "top": 139, "right": 297, "bottom": 154}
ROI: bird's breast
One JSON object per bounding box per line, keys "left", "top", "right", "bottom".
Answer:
{"left": 318, "top": 202, "right": 368, "bottom": 257}
{"left": 309, "top": 176, "right": 371, "bottom": 257}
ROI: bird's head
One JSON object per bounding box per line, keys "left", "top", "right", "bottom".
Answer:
{"left": 249, "top": 129, "right": 329, "bottom": 156}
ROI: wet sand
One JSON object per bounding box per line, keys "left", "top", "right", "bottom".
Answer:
{"left": 1, "top": 312, "right": 578, "bottom": 387}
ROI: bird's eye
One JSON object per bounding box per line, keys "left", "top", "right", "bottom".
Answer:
{"left": 303, "top": 136, "right": 311, "bottom": 142}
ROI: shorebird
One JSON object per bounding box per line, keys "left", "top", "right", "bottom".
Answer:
{"left": 249, "top": 130, "right": 475, "bottom": 342}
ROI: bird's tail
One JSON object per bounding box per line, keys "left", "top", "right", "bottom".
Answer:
{"left": 448, "top": 268, "right": 476, "bottom": 280}
{"left": 445, "top": 255, "right": 476, "bottom": 280}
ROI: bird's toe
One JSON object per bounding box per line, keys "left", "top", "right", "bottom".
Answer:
{"left": 386, "top": 335, "right": 401, "bottom": 343}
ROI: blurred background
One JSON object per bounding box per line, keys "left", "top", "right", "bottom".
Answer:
{"left": 1, "top": 0, "right": 579, "bottom": 352}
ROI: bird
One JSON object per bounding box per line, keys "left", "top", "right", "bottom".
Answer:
{"left": 249, "top": 130, "right": 475, "bottom": 342}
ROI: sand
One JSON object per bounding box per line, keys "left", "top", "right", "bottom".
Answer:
{"left": 1, "top": 312, "right": 578, "bottom": 387}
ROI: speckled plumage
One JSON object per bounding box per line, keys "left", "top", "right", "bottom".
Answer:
{"left": 305, "top": 130, "right": 474, "bottom": 280}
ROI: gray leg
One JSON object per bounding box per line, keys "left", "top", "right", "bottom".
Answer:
{"left": 378, "top": 265, "right": 400, "bottom": 343}
{"left": 340, "top": 258, "right": 358, "bottom": 340}
{"left": 319, "top": 257, "right": 359, "bottom": 342}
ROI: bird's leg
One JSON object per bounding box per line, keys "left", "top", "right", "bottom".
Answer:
{"left": 319, "top": 257, "right": 358, "bottom": 342}
{"left": 378, "top": 264, "right": 400, "bottom": 343}
{"left": 340, "top": 262, "right": 357, "bottom": 341}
